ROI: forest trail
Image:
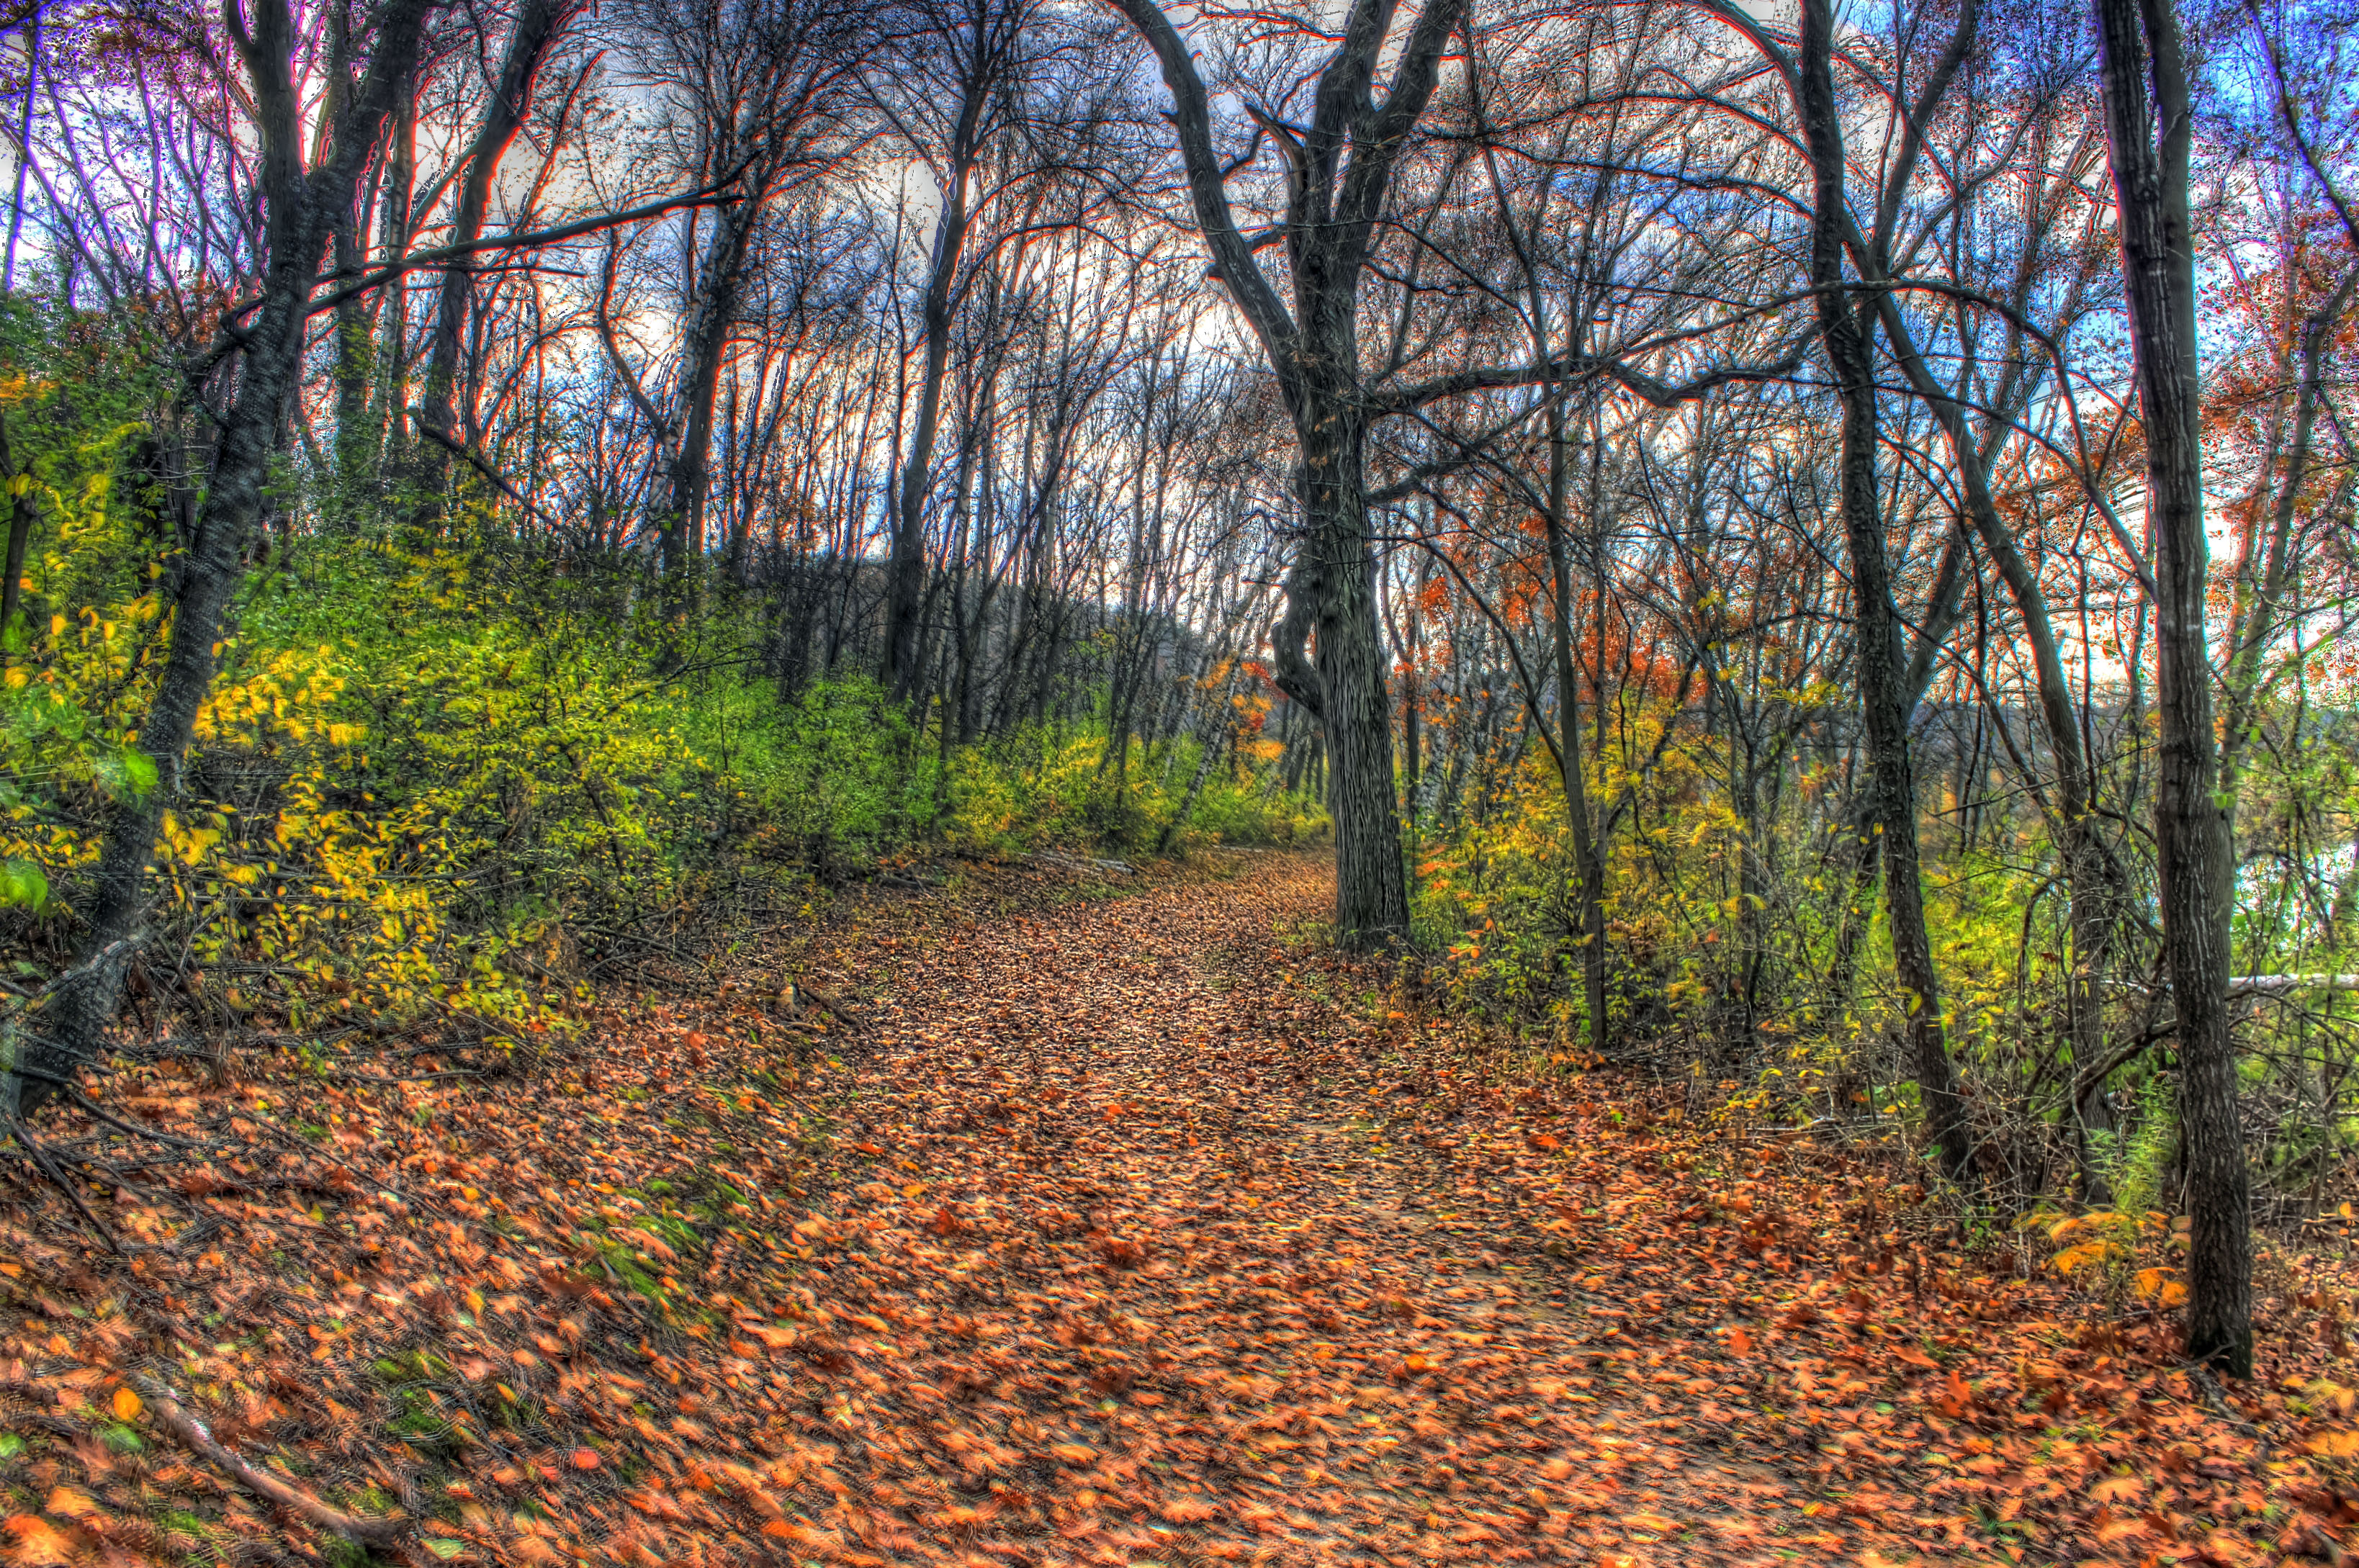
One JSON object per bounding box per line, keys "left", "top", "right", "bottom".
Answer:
{"left": 819, "top": 850, "right": 1817, "bottom": 1567}
{"left": 0, "top": 852, "right": 2336, "bottom": 1568}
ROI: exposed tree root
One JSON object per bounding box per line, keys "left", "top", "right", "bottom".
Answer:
{"left": 131, "top": 1377, "right": 411, "bottom": 1546}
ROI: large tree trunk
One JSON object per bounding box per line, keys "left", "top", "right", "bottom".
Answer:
{"left": 2093, "top": 0, "right": 2252, "bottom": 1376}
{"left": 330, "top": 205, "right": 374, "bottom": 519}
{"left": 1283, "top": 388, "right": 1411, "bottom": 942}
{"left": 372, "top": 85, "right": 416, "bottom": 482}
{"left": 663, "top": 202, "right": 759, "bottom": 575}
{"left": 1799, "top": 0, "right": 1975, "bottom": 1186}
{"left": 10, "top": 0, "right": 436, "bottom": 1117}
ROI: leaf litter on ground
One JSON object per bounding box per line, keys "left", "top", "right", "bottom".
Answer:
{"left": 0, "top": 850, "right": 2353, "bottom": 1566}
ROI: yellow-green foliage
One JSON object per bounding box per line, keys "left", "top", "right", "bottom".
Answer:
{"left": 1412, "top": 700, "right": 1766, "bottom": 1045}
{"left": 943, "top": 716, "right": 1323, "bottom": 857}
{"left": 0, "top": 298, "right": 1321, "bottom": 1053}
{"left": 1408, "top": 696, "right": 2075, "bottom": 1114}
{"left": 6, "top": 518, "right": 1318, "bottom": 1055}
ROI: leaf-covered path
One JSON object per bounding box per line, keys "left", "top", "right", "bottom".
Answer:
{"left": 671, "top": 855, "right": 2340, "bottom": 1567}
{"left": 827, "top": 853, "right": 1811, "bottom": 1566}
{"left": 1, "top": 852, "right": 2349, "bottom": 1567}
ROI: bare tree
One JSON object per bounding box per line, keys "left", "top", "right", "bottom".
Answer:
{"left": 1107, "top": 0, "right": 1470, "bottom": 943}
{"left": 17, "top": 0, "right": 437, "bottom": 1116}
{"left": 601, "top": 0, "right": 858, "bottom": 577}
{"left": 412, "top": 0, "right": 582, "bottom": 504}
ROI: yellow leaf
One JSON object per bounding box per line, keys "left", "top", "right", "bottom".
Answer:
{"left": 111, "top": 1386, "right": 140, "bottom": 1421}
{"left": 2052, "top": 1243, "right": 2111, "bottom": 1275}
{"left": 2304, "top": 1429, "right": 2359, "bottom": 1457}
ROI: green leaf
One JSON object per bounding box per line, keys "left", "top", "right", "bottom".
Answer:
{"left": 91, "top": 743, "right": 156, "bottom": 802}
{"left": 0, "top": 857, "right": 48, "bottom": 911}
{"left": 119, "top": 745, "right": 158, "bottom": 798}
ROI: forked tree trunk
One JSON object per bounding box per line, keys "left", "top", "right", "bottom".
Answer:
{"left": 1112, "top": 0, "right": 1452, "bottom": 947}
{"left": 884, "top": 44, "right": 994, "bottom": 699}
{"left": 2092, "top": 0, "right": 2252, "bottom": 1376}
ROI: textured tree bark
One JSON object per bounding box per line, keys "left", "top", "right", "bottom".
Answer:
{"left": 663, "top": 202, "right": 760, "bottom": 575}
{"left": 1539, "top": 415, "right": 1607, "bottom": 1058}
{"left": 329, "top": 212, "right": 372, "bottom": 516}
{"left": 2092, "top": 0, "right": 2252, "bottom": 1376}
{"left": 11, "top": 0, "right": 436, "bottom": 1117}
{"left": 372, "top": 86, "right": 415, "bottom": 472}
{"left": 1798, "top": 0, "right": 1975, "bottom": 1186}
{"left": 1294, "top": 395, "right": 1411, "bottom": 941}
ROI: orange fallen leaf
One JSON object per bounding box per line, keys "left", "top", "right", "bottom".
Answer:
{"left": 1, "top": 1515, "right": 73, "bottom": 1566}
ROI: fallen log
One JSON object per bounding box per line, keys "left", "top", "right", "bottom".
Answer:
{"left": 2227, "top": 973, "right": 2359, "bottom": 998}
